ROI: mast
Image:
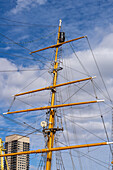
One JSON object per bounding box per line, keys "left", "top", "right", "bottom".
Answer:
{"left": 2, "top": 20, "right": 107, "bottom": 169}
{"left": 46, "top": 19, "right": 62, "bottom": 170}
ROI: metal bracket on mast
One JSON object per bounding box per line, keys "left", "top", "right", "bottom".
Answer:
{"left": 53, "top": 66, "right": 63, "bottom": 72}
{"left": 51, "top": 88, "right": 56, "bottom": 93}
{"left": 43, "top": 127, "right": 63, "bottom": 135}
{"left": 48, "top": 66, "right": 63, "bottom": 74}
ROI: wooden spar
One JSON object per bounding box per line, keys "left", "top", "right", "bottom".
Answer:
{"left": 0, "top": 142, "right": 112, "bottom": 157}
{"left": 3, "top": 100, "right": 104, "bottom": 115}
{"left": 29, "top": 36, "right": 86, "bottom": 54}
{"left": 14, "top": 76, "right": 96, "bottom": 97}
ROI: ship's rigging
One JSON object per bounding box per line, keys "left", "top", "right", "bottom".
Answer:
{"left": 0, "top": 20, "right": 113, "bottom": 170}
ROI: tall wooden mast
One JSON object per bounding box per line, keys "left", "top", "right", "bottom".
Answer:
{"left": 46, "top": 19, "right": 62, "bottom": 170}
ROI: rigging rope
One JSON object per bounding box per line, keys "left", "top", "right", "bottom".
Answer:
{"left": 0, "top": 17, "right": 57, "bottom": 27}
{"left": 86, "top": 36, "right": 112, "bottom": 103}
{"left": 64, "top": 116, "right": 107, "bottom": 142}
{"left": 58, "top": 88, "right": 76, "bottom": 170}
{"left": 57, "top": 140, "right": 111, "bottom": 169}
{"left": 0, "top": 32, "right": 53, "bottom": 66}
{"left": 0, "top": 30, "right": 56, "bottom": 44}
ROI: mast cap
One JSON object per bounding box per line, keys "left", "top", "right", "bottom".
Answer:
{"left": 59, "top": 19, "right": 62, "bottom": 26}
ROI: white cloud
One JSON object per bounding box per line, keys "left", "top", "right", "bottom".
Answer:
{"left": 11, "top": 0, "right": 47, "bottom": 14}
{"left": 0, "top": 47, "right": 11, "bottom": 51}
{"left": 0, "top": 58, "right": 51, "bottom": 109}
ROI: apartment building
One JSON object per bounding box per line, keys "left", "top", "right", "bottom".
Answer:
{"left": 5, "top": 134, "right": 30, "bottom": 170}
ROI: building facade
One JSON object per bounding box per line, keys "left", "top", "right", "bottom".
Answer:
{"left": 5, "top": 134, "right": 30, "bottom": 170}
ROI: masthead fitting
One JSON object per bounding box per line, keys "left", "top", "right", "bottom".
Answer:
{"left": 59, "top": 20, "right": 62, "bottom": 27}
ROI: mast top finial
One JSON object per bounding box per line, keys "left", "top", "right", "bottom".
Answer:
{"left": 59, "top": 19, "right": 62, "bottom": 26}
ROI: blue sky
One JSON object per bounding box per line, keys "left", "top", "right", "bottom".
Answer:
{"left": 0, "top": 0, "right": 113, "bottom": 169}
